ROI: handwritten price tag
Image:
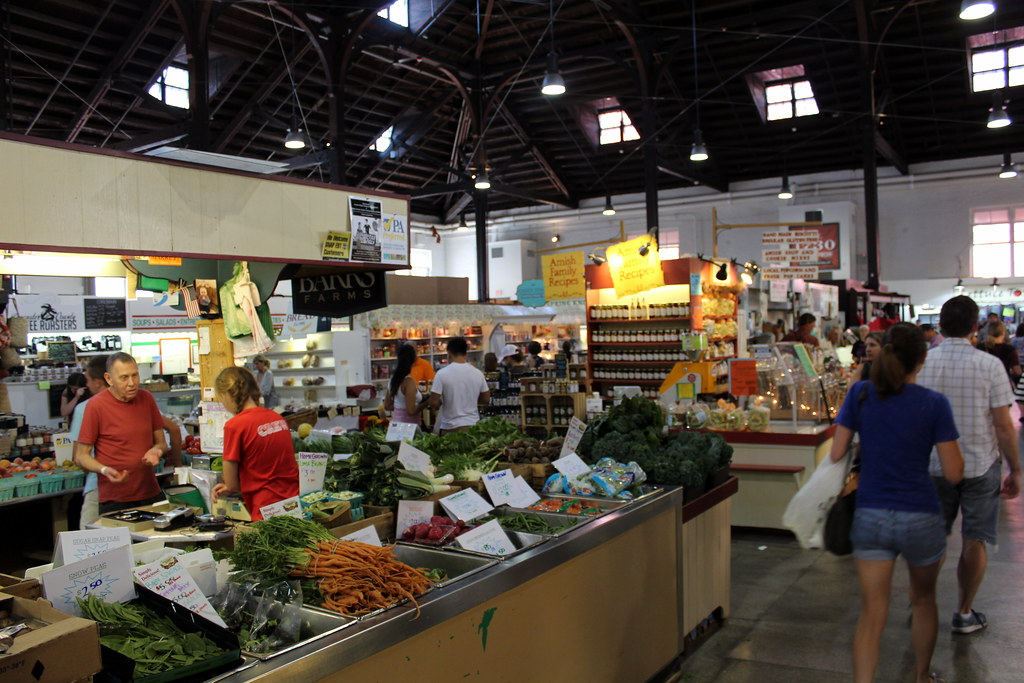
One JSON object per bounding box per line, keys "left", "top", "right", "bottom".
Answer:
{"left": 297, "top": 452, "right": 330, "bottom": 494}
{"left": 396, "top": 500, "right": 435, "bottom": 538}
{"left": 260, "top": 496, "right": 303, "bottom": 519}
{"left": 397, "top": 441, "right": 432, "bottom": 475}
{"left": 438, "top": 488, "right": 494, "bottom": 522}
{"left": 456, "top": 519, "right": 516, "bottom": 556}
{"left": 134, "top": 556, "right": 227, "bottom": 627}
{"left": 559, "top": 417, "right": 588, "bottom": 457}
{"left": 339, "top": 526, "right": 382, "bottom": 546}
{"left": 553, "top": 452, "right": 591, "bottom": 479}
{"left": 42, "top": 545, "right": 136, "bottom": 617}
{"left": 55, "top": 527, "right": 132, "bottom": 568}
{"left": 386, "top": 421, "right": 418, "bottom": 443}
{"left": 509, "top": 476, "right": 541, "bottom": 508}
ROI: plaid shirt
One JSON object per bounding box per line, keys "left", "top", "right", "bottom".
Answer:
{"left": 917, "top": 337, "right": 1014, "bottom": 477}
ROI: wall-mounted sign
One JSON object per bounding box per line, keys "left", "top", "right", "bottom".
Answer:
{"left": 291, "top": 271, "right": 387, "bottom": 318}
{"left": 762, "top": 265, "right": 820, "bottom": 281}
{"left": 349, "top": 197, "right": 384, "bottom": 263}
{"left": 791, "top": 223, "right": 840, "bottom": 270}
{"left": 382, "top": 214, "right": 410, "bottom": 265}
{"left": 322, "top": 231, "right": 352, "bottom": 261}
{"left": 605, "top": 235, "right": 665, "bottom": 298}
{"left": 541, "top": 251, "right": 586, "bottom": 301}
{"left": 516, "top": 279, "right": 546, "bottom": 307}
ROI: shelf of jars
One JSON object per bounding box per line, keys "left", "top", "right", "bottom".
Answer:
{"left": 369, "top": 326, "right": 484, "bottom": 378}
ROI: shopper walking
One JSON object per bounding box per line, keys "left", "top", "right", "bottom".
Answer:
{"left": 526, "top": 341, "right": 545, "bottom": 369}
{"left": 427, "top": 336, "right": 490, "bottom": 434}
{"left": 850, "top": 332, "right": 884, "bottom": 385}
{"left": 979, "top": 321, "right": 1021, "bottom": 385}
{"left": 782, "top": 313, "right": 820, "bottom": 346}
{"left": 1010, "top": 323, "right": 1024, "bottom": 359}
{"left": 383, "top": 344, "right": 425, "bottom": 426}
{"left": 920, "top": 324, "right": 944, "bottom": 350}
{"left": 211, "top": 366, "right": 298, "bottom": 520}
{"left": 830, "top": 323, "right": 964, "bottom": 683}
{"left": 251, "top": 354, "right": 279, "bottom": 410}
{"left": 917, "top": 295, "right": 1022, "bottom": 635}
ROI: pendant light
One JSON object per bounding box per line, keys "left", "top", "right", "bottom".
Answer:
{"left": 999, "top": 152, "right": 1018, "bottom": 179}
{"left": 778, "top": 176, "right": 794, "bottom": 199}
{"left": 602, "top": 195, "right": 616, "bottom": 216}
{"left": 458, "top": 213, "right": 470, "bottom": 229}
{"left": 988, "top": 91, "right": 1012, "bottom": 129}
{"left": 715, "top": 261, "right": 729, "bottom": 281}
{"left": 540, "top": 0, "right": 566, "bottom": 96}
{"left": 959, "top": 0, "right": 995, "bottom": 20}
{"left": 688, "top": 2, "right": 709, "bottom": 162}
{"left": 473, "top": 170, "right": 491, "bottom": 190}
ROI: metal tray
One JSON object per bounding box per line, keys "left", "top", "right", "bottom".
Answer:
{"left": 488, "top": 507, "right": 587, "bottom": 537}
{"left": 445, "top": 530, "right": 548, "bottom": 560}
{"left": 545, "top": 484, "right": 661, "bottom": 503}
{"left": 516, "top": 496, "right": 626, "bottom": 516}
{"left": 391, "top": 543, "right": 499, "bottom": 588}
{"left": 221, "top": 598, "right": 356, "bottom": 661}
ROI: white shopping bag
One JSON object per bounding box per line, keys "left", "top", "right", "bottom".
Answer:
{"left": 782, "top": 454, "right": 851, "bottom": 549}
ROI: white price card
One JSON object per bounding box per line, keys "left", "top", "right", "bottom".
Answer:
{"left": 560, "top": 417, "right": 588, "bottom": 457}
{"left": 42, "top": 545, "right": 136, "bottom": 617}
{"left": 553, "top": 452, "right": 591, "bottom": 479}
{"left": 482, "top": 469, "right": 516, "bottom": 506}
{"left": 397, "top": 441, "right": 433, "bottom": 475}
{"left": 340, "top": 526, "right": 382, "bottom": 547}
{"left": 396, "top": 500, "right": 435, "bottom": 538}
{"left": 297, "top": 452, "right": 330, "bottom": 494}
{"left": 333, "top": 452, "right": 354, "bottom": 461}
{"left": 385, "top": 421, "right": 418, "bottom": 443}
{"left": 260, "top": 496, "right": 303, "bottom": 519}
{"left": 134, "top": 556, "right": 227, "bottom": 627}
{"left": 456, "top": 519, "right": 516, "bottom": 556}
{"left": 509, "top": 476, "right": 541, "bottom": 508}
{"left": 54, "top": 527, "right": 132, "bottom": 568}
{"left": 439, "top": 488, "right": 494, "bottom": 522}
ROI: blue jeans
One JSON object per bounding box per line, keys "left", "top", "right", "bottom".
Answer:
{"left": 851, "top": 507, "right": 947, "bottom": 566}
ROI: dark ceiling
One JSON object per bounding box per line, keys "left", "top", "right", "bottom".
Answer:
{"left": 3, "top": 0, "right": 1023, "bottom": 222}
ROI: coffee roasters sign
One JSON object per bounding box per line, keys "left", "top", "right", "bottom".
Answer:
{"left": 290, "top": 272, "right": 387, "bottom": 318}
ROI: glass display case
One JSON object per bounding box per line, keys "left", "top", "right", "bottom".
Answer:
{"left": 753, "top": 342, "right": 843, "bottom": 425}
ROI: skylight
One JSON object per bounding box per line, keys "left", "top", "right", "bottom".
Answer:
{"left": 968, "top": 28, "right": 1024, "bottom": 92}
{"left": 598, "top": 109, "right": 640, "bottom": 145}
{"left": 148, "top": 65, "right": 189, "bottom": 109}
{"left": 378, "top": 0, "right": 409, "bottom": 28}
{"left": 370, "top": 126, "right": 394, "bottom": 153}
{"left": 765, "top": 79, "right": 819, "bottom": 121}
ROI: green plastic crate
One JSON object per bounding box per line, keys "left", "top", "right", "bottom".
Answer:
{"left": 14, "top": 478, "right": 40, "bottom": 497}
{"left": 39, "top": 472, "right": 65, "bottom": 493}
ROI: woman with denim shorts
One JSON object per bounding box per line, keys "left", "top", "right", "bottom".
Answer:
{"left": 830, "top": 323, "right": 964, "bottom": 683}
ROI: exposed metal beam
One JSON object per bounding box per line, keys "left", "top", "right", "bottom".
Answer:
{"left": 443, "top": 194, "right": 473, "bottom": 225}
{"left": 65, "top": 0, "right": 170, "bottom": 143}
{"left": 874, "top": 130, "right": 908, "bottom": 176}
{"left": 109, "top": 124, "right": 187, "bottom": 152}
{"left": 412, "top": 182, "right": 470, "bottom": 198}
{"left": 498, "top": 105, "right": 573, "bottom": 199}
{"left": 657, "top": 163, "right": 728, "bottom": 194}
{"left": 490, "top": 182, "right": 577, "bottom": 209}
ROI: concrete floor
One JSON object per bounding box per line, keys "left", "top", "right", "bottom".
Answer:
{"left": 677, "top": 461, "right": 1024, "bottom": 681}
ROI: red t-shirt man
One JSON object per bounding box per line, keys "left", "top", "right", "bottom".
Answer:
{"left": 78, "top": 388, "right": 164, "bottom": 505}
{"left": 221, "top": 407, "right": 299, "bottom": 520}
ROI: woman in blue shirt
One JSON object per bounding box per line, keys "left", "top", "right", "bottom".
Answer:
{"left": 830, "top": 323, "right": 964, "bottom": 683}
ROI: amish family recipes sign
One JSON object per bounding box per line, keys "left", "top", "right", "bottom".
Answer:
{"left": 605, "top": 235, "right": 665, "bottom": 298}
{"left": 291, "top": 271, "right": 387, "bottom": 318}
{"left": 541, "top": 251, "right": 586, "bottom": 301}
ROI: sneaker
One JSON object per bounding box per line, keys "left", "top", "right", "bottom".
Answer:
{"left": 952, "top": 609, "right": 987, "bottom": 634}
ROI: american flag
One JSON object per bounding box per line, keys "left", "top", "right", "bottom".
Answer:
{"left": 181, "top": 284, "right": 201, "bottom": 318}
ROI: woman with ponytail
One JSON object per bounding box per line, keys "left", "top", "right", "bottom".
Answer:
{"left": 383, "top": 344, "right": 425, "bottom": 426}
{"left": 829, "top": 322, "right": 964, "bottom": 683}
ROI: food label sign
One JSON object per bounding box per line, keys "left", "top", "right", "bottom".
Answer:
{"left": 297, "top": 452, "right": 329, "bottom": 494}
{"left": 42, "top": 545, "right": 136, "bottom": 617}
{"left": 133, "top": 556, "right": 227, "bottom": 627}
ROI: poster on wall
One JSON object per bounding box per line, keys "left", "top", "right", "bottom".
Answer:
{"left": 322, "top": 231, "right": 352, "bottom": 261}
{"left": 541, "top": 251, "right": 585, "bottom": 301}
{"left": 349, "top": 197, "right": 383, "bottom": 263}
{"left": 790, "top": 223, "right": 840, "bottom": 270}
{"left": 605, "top": 235, "right": 665, "bottom": 298}
{"left": 20, "top": 294, "right": 83, "bottom": 333}
{"left": 382, "top": 214, "right": 409, "bottom": 265}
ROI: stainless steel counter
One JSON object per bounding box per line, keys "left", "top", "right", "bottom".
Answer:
{"left": 211, "top": 486, "right": 684, "bottom": 682}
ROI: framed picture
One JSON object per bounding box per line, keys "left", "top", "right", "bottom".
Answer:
{"left": 194, "top": 279, "right": 219, "bottom": 317}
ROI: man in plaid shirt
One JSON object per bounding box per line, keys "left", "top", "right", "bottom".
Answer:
{"left": 917, "top": 295, "right": 1022, "bottom": 634}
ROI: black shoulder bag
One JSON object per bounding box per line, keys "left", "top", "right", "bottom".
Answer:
{"left": 824, "top": 387, "right": 865, "bottom": 555}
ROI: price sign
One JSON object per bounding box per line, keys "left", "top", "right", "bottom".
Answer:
{"left": 397, "top": 441, "right": 432, "bottom": 475}
{"left": 339, "top": 526, "right": 382, "bottom": 546}
{"left": 729, "top": 359, "right": 759, "bottom": 396}
{"left": 55, "top": 527, "right": 132, "bottom": 568}
{"left": 42, "top": 545, "right": 136, "bottom": 617}
{"left": 260, "top": 496, "right": 303, "bottom": 519}
{"left": 509, "top": 476, "right": 541, "bottom": 508}
{"left": 793, "top": 343, "right": 818, "bottom": 377}
{"left": 559, "top": 417, "right": 587, "bottom": 457}
{"left": 297, "top": 452, "right": 329, "bottom": 494}
{"left": 438, "top": 488, "right": 494, "bottom": 522}
{"left": 482, "top": 469, "right": 516, "bottom": 506}
{"left": 386, "top": 421, "right": 418, "bottom": 443}
{"left": 455, "top": 519, "right": 516, "bottom": 556}
{"left": 553, "top": 452, "right": 591, "bottom": 479}
{"left": 134, "top": 556, "right": 227, "bottom": 627}
{"left": 396, "top": 500, "right": 435, "bottom": 538}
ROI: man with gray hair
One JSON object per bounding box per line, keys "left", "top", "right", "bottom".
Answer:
{"left": 74, "top": 352, "right": 169, "bottom": 515}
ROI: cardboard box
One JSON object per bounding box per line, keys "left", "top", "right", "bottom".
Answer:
{"left": 0, "top": 574, "right": 40, "bottom": 600}
{"left": 0, "top": 596, "right": 101, "bottom": 683}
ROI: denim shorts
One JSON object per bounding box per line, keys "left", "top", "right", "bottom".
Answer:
{"left": 851, "top": 507, "right": 947, "bottom": 566}
{"left": 932, "top": 460, "right": 1002, "bottom": 545}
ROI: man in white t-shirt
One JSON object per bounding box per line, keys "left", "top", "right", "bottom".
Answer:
{"left": 427, "top": 336, "right": 490, "bottom": 433}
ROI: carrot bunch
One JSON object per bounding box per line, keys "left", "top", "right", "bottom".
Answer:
{"left": 289, "top": 539, "right": 433, "bottom": 617}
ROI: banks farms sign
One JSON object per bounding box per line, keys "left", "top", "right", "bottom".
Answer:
{"left": 291, "top": 271, "right": 387, "bottom": 318}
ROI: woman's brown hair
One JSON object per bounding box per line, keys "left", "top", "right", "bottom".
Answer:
{"left": 984, "top": 321, "right": 1006, "bottom": 349}
{"left": 869, "top": 322, "right": 927, "bottom": 397}
{"left": 215, "top": 366, "right": 261, "bottom": 411}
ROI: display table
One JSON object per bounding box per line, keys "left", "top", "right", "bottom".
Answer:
{"left": 208, "top": 483, "right": 735, "bottom": 682}
{"left": 724, "top": 423, "right": 835, "bottom": 529}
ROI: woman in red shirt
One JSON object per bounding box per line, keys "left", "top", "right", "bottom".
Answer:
{"left": 211, "top": 366, "right": 298, "bottom": 520}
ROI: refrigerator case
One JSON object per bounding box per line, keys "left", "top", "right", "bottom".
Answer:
{"left": 332, "top": 329, "right": 370, "bottom": 389}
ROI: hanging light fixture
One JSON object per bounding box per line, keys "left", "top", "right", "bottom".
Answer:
{"left": 715, "top": 261, "right": 729, "bottom": 281}
{"left": 284, "top": 107, "right": 305, "bottom": 149}
{"left": 999, "top": 152, "right": 1018, "bottom": 179}
{"left": 688, "top": 2, "right": 708, "bottom": 162}
{"left": 988, "top": 91, "right": 1012, "bottom": 129}
{"left": 473, "top": 170, "right": 491, "bottom": 190}
{"left": 959, "top": 0, "right": 995, "bottom": 20}
{"left": 992, "top": 277, "right": 1000, "bottom": 290}
{"left": 638, "top": 241, "right": 651, "bottom": 257}
{"left": 551, "top": 234, "right": 561, "bottom": 243}
{"left": 602, "top": 195, "right": 616, "bottom": 216}
{"left": 540, "top": 0, "right": 566, "bottom": 96}
{"left": 954, "top": 278, "right": 965, "bottom": 295}
{"left": 778, "top": 176, "right": 794, "bottom": 200}
{"left": 458, "top": 213, "right": 470, "bottom": 230}
{"left": 741, "top": 261, "right": 760, "bottom": 285}
{"left": 589, "top": 252, "right": 607, "bottom": 265}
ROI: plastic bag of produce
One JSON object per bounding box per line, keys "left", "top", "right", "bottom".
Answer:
{"left": 590, "top": 458, "right": 646, "bottom": 498}
{"left": 564, "top": 472, "right": 597, "bottom": 496}
{"left": 542, "top": 473, "right": 566, "bottom": 494}
{"left": 782, "top": 454, "right": 851, "bottom": 549}
{"left": 212, "top": 579, "right": 304, "bottom": 654}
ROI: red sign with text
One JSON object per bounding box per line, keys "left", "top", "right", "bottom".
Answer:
{"left": 791, "top": 223, "right": 840, "bottom": 270}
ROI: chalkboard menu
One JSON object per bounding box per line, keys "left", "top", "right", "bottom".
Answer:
{"left": 84, "top": 298, "right": 127, "bottom": 330}
{"left": 47, "top": 340, "right": 77, "bottom": 363}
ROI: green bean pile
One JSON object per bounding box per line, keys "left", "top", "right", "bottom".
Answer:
{"left": 496, "top": 512, "right": 578, "bottom": 534}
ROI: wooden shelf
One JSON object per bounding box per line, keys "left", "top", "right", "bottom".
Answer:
{"left": 708, "top": 336, "right": 737, "bottom": 343}
{"left": 590, "top": 378, "right": 666, "bottom": 384}
{"left": 587, "top": 317, "right": 689, "bottom": 324}
{"left": 589, "top": 360, "right": 679, "bottom": 366}
{"left": 274, "top": 366, "right": 334, "bottom": 373}
{"left": 588, "top": 341, "right": 681, "bottom": 347}
{"left": 265, "top": 349, "right": 331, "bottom": 357}
{"left": 702, "top": 315, "right": 735, "bottom": 321}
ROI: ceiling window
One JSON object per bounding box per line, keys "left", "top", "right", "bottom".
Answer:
{"left": 148, "top": 65, "right": 189, "bottom": 109}
{"left": 747, "top": 65, "right": 819, "bottom": 123}
{"left": 378, "top": 0, "right": 409, "bottom": 27}
{"left": 598, "top": 108, "right": 640, "bottom": 145}
{"left": 393, "top": 248, "right": 431, "bottom": 277}
{"left": 971, "top": 207, "right": 1024, "bottom": 277}
{"left": 967, "top": 28, "right": 1024, "bottom": 92}
{"left": 370, "top": 126, "right": 394, "bottom": 153}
